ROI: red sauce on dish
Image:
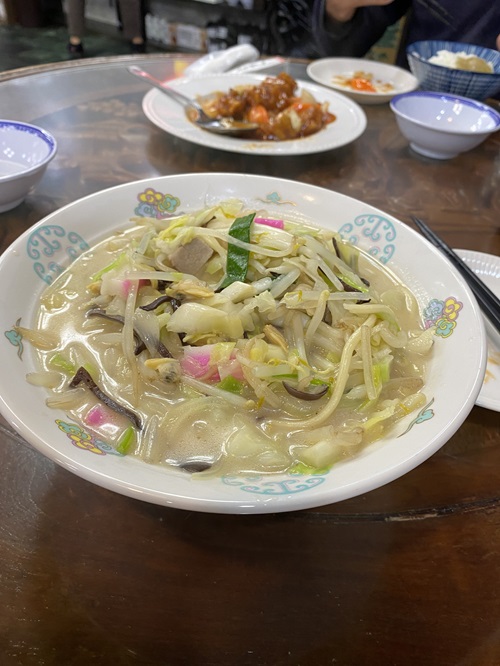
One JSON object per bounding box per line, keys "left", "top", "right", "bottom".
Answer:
{"left": 346, "top": 77, "right": 377, "bottom": 92}
{"left": 332, "top": 70, "right": 394, "bottom": 94}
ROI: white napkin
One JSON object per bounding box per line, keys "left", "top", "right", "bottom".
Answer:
{"left": 184, "top": 44, "right": 260, "bottom": 77}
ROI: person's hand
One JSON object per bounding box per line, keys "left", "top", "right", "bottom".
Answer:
{"left": 497, "top": 33, "right": 500, "bottom": 50}
{"left": 325, "top": 0, "right": 395, "bottom": 23}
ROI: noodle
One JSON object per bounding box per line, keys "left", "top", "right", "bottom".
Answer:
{"left": 22, "top": 199, "right": 433, "bottom": 476}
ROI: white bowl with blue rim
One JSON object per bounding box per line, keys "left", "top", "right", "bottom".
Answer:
{"left": 390, "top": 90, "right": 500, "bottom": 159}
{"left": 0, "top": 120, "right": 57, "bottom": 213}
{"left": 406, "top": 40, "right": 500, "bottom": 101}
{"left": 0, "top": 173, "right": 487, "bottom": 513}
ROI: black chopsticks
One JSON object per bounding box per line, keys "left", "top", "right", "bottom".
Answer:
{"left": 411, "top": 216, "right": 500, "bottom": 334}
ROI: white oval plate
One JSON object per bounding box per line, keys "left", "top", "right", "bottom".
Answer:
{"left": 307, "top": 58, "right": 419, "bottom": 105}
{"left": 0, "top": 174, "right": 486, "bottom": 513}
{"left": 455, "top": 249, "right": 500, "bottom": 412}
{"left": 141, "top": 73, "right": 367, "bottom": 155}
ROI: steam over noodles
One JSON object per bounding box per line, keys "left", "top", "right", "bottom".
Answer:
{"left": 23, "top": 200, "right": 434, "bottom": 476}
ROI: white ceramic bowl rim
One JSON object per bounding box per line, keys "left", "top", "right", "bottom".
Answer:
{"left": 0, "top": 120, "right": 58, "bottom": 182}
{"left": 406, "top": 40, "right": 500, "bottom": 76}
{"left": 390, "top": 91, "right": 500, "bottom": 134}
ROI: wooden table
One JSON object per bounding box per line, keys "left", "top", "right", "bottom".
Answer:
{"left": 0, "top": 55, "right": 499, "bottom": 666}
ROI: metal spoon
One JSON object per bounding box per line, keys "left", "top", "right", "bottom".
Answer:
{"left": 128, "top": 65, "right": 259, "bottom": 136}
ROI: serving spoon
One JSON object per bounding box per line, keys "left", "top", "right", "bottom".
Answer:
{"left": 127, "top": 65, "right": 259, "bottom": 136}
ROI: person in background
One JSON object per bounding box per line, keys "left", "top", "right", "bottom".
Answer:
{"left": 310, "top": 0, "right": 500, "bottom": 68}
{"left": 66, "top": 0, "right": 145, "bottom": 57}
{"left": 265, "top": 0, "right": 313, "bottom": 56}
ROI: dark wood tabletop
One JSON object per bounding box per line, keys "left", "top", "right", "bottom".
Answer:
{"left": 0, "top": 54, "right": 499, "bottom": 666}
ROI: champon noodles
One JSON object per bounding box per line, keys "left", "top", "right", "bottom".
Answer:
{"left": 20, "top": 200, "right": 434, "bottom": 476}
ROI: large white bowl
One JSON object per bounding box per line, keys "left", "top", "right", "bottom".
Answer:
{"left": 307, "top": 57, "right": 419, "bottom": 105}
{"left": 0, "top": 174, "right": 487, "bottom": 514}
{"left": 0, "top": 120, "right": 57, "bottom": 213}
{"left": 390, "top": 91, "right": 500, "bottom": 159}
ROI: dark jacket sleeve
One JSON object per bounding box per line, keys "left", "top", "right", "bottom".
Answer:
{"left": 311, "top": 0, "right": 412, "bottom": 58}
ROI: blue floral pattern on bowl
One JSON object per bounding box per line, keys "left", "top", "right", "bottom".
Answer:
{"left": 4, "top": 318, "right": 23, "bottom": 359}
{"left": 134, "top": 188, "right": 181, "bottom": 218}
{"left": 339, "top": 214, "right": 396, "bottom": 264}
{"left": 423, "top": 296, "right": 462, "bottom": 338}
{"left": 27, "top": 225, "right": 89, "bottom": 284}
{"left": 56, "top": 420, "right": 123, "bottom": 456}
{"left": 223, "top": 474, "right": 326, "bottom": 495}
{"left": 398, "top": 398, "right": 435, "bottom": 437}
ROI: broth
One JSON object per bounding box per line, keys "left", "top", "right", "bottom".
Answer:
{"left": 25, "top": 202, "right": 433, "bottom": 476}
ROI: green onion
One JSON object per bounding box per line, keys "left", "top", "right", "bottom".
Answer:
{"left": 49, "top": 353, "right": 75, "bottom": 374}
{"left": 216, "top": 375, "right": 244, "bottom": 395}
{"left": 289, "top": 462, "right": 331, "bottom": 475}
{"left": 90, "top": 251, "right": 127, "bottom": 282}
{"left": 373, "top": 359, "right": 391, "bottom": 391}
{"left": 116, "top": 426, "right": 135, "bottom": 455}
{"left": 338, "top": 273, "right": 369, "bottom": 292}
{"left": 83, "top": 362, "right": 98, "bottom": 378}
{"left": 309, "top": 377, "right": 330, "bottom": 387}
{"left": 218, "top": 213, "right": 255, "bottom": 289}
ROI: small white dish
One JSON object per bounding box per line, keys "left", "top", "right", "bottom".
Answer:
{"left": 0, "top": 173, "right": 487, "bottom": 513}
{"left": 141, "top": 73, "right": 367, "bottom": 156}
{"left": 0, "top": 120, "right": 57, "bottom": 213}
{"left": 390, "top": 91, "right": 500, "bottom": 159}
{"left": 455, "top": 249, "right": 500, "bottom": 412}
{"left": 307, "top": 57, "right": 419, "bottom": 105}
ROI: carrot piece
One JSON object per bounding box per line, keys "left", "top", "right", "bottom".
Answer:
{"left": 347, "top": 77, "right": 377, "bottom": 93}
{"left": 247, "top": 105, "right": 269, "bottom": 124}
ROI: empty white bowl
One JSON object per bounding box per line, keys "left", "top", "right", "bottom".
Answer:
{"left": 0, "top": 120, "right": 57, "bottom": 213}
{"left": 390, "top": 91, "right": 500, "bottom": 159}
